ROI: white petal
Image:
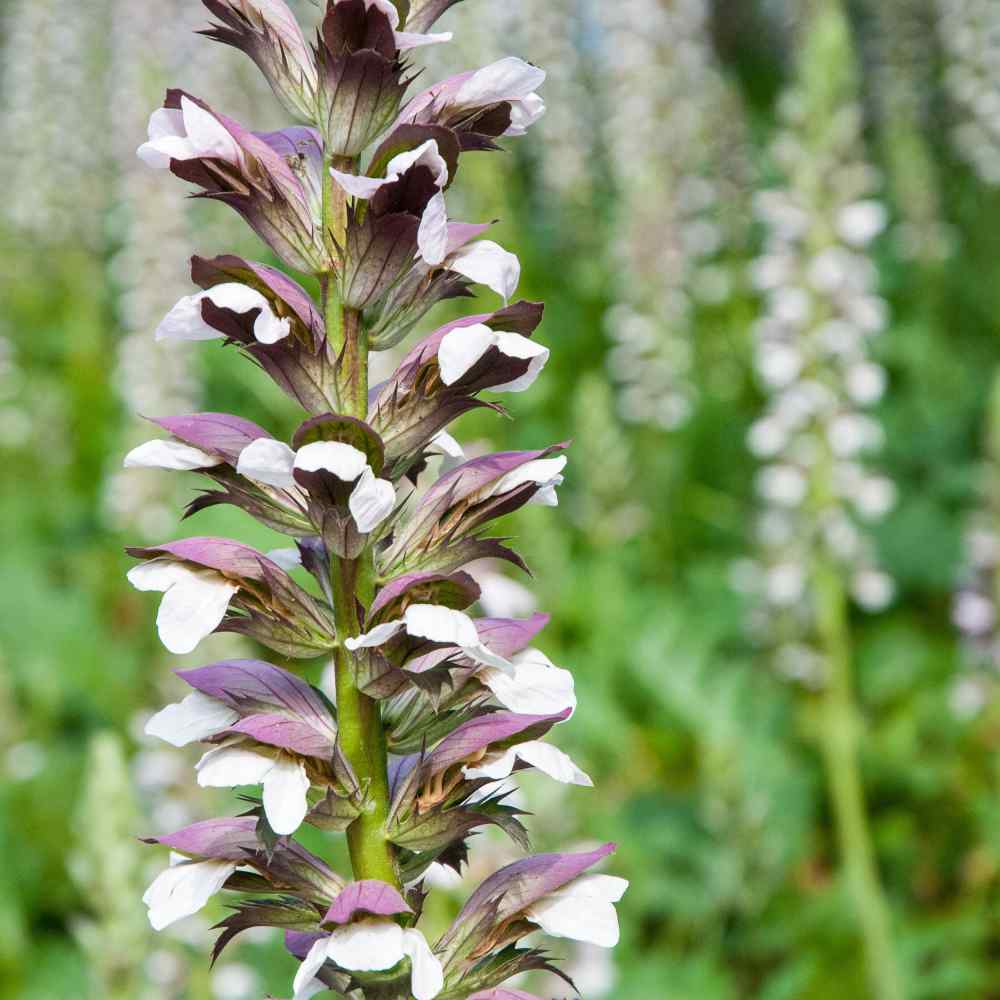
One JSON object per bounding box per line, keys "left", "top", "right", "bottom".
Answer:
{"left": 418, "top": 190, "right": 450, "bottom": 266}
{"left": 154, "top": 567, "right": 239, "bottom": 655}
{"left": 326, "top": 919, "right": 405, "bottom": 972}
{"left": 525, "top": 874, "right": 628, "bottom": 948}
{"left": 293, "top": 979, "right": 327, "bottom": 1000}
{"left": 266, "top": 546, "right": 303, "bottom": 570}
{"left": 448, "top": 240, "right": 520, "bottom": 302}
{"left": 463, "top": 642, "right": 514, "bottom": 673}
{"left": 403, "top": 604, "right": 480, "bottom": 647}
{"left": 349, "top": 469, "right": 397, "bottom": 534}
{"left": 490, "top": 456, "right": 567, "bottom": 502}
{"left": 294, "top": 441, "right": 369, "bottom": 482}
{"left": 427, "top": 430, "right": 464, "bottom": 458}
{"left": 262, "top": 757, "right": 311, "bottom": 835}
{"left": 489, "top": 332, "right": 550, "bottom": 392}
{"left": 142, "top": 859, "right": 236, "bottom": 931}
{"left": 345, "top": 620, "right": 406, "bottom": 651}
{"left": 180, "top": 95, "right": 242, "bottom": 164}
{"left": 253, "top": 310, "right": 291, "bottom": 344}
{"left": 124, "top": 439, "right": 218, "bottom": 471}
{"left": 293, "top": 938, "right": 332, "bottom": 998}
{"left": 479, "top": 650, "right": 576, "bottom": 716}
{"left": 437, "top": 324, "right": 496, "bottom": 384}
{"left": 155, "top": 292, "right": 222, "bottom": 342}
{"left": 401, "top": 929, "right": 444, "bottom": 1000}
{"left": 145, "top": 691, "right": 239, "bottom": 747}
{"left": 385, "top": 139, "right": 449, "bottom": 188}
{"left": 147, "top": 106, "right": 185, "bottom": 142}
{"left": 455, "top": 57, "right": 547, "bottom": 107}
{"left": 505, "top": 92, "right": 546, "bottom": 136}
{"left": 237, "top": 438, "right": 297, "bottom": 489}
{"left": 463, "top": 746, "right": 518, "bottom": 781}
{"left": 514, "top": 740, "right": 592, "bottom": 786}
{"left": 394, "top": 30, "right": 452, "bottom": 51}
{"left": 196, "top": 743, "right": 275, "bottom": 788}
{"left": 330, "top": 167, "right": 389, "bottom": 200}
{"left": 126, "top": 558, "right": 192, "bottom": 593}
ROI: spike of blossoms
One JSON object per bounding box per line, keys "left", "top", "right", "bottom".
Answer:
{"left": 124, "top": 3, "right": 625, "bottom": 998}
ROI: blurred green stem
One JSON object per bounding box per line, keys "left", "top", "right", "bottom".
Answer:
{"left": 814, "top": 559, "right": 904, "bottom": 1000}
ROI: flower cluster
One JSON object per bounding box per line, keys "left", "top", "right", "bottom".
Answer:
{"left": 598, "top": 0, "right": 751, "bottom": 430}
{"left": 939, "top": 0, "right": 1000, "bottom": 185}
{"left": 124, "top": 3, "right": 624, "bottom": 998}
{"left": 737, "top": 5, "right": 896, "bottom": 685}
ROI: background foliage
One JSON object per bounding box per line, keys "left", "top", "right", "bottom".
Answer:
{"left": 3, "top": 0, "right": 1000, "bottom": 997}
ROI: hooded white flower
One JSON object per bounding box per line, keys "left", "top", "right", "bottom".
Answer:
{"left": 127, "top": 560, "right": 239, "bottom": 655}
{"left": 484, "top": 456, "right": 567, "bottom": 508}
{"left": 524, "top": 873, "right": 629, "bottom": 948}
{"left": 196, "top": 741, "right": 311, "bottom": 836}
{"left": 293, "top": 919, "right": 443, "bottom": 1000}
{"left": 437, "top": 323, "right": 549, "bottom": 392}
{"left": 453, "top": 57, "right": 547, "bottom": 136}
{"left": 235, "top": 439, "right": 397, "bottom": 534}
{"left": 462, "top": 739, "right": 592, "bottom": 786}
{"left": 445, "top": 240, "right": 521, "bottom": 304}
{"left": 143, "top": 854, "right": 237, "bottom": 931}
{"left": 358, "top": 0, "right": 451, "bottom": 50}
{"left": 477, "top": 648, "right": 576, "bottom": 716}
{"left": 137, "top": 95, "right": 242, "bottom": 169}
{"left": 330, "top": 138, "right": 449, "bottom": 200}
{"left": 156, "top": 282, "right": 291, "bottom": 344}
{"left": 123, "top": 439, "right": 218, "bottom": 471}
{"left": 345, "top": 603, "right": 513, "bottom": 671}
{"left": 145, "top": 691, "right": 239, "bottom": 747}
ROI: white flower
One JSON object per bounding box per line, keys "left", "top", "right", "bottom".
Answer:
{"left": 463, "top": 739, "right": 592, "bottom": 786}
{"left": 124, "top": 439, "right": 218, "bottom": 471}
{"left": 485, "top": 456, "right": 567, "bottom": 508}
{"left": 837, "top": 200, "right": 888, "bottom": 247}
{"left": 127, "top": 560, "right": 239, "bottom": 655}
{"left": 145, "top": 691, "right": 239, "bottom": 747}
{"left": 477, "top": 648, "right": 576, "bottom": 716}
{"left": 345, "top": 604, "right": 513, "bottom": 671}
{"left": 453, "top": 57, "right": 547, "bottom": 136}
{"left": 196, "top": 742, "right": 310, "bottom": 835}
{"left": 524, "top": 874, "right": 629, "bottom": 948}
{"left": 235, "top": 439, "right": 396, "bottom": 534}
{"left": 235, "top": 438, "right": 297, "bottom": 488}
{"left": 445, "top": 240, "right": 521, "bottom": 303}
{"left": 137, "top": 95, "right": 242, "bottom": 169}
{"left": 437, "top": 323, "right": 549, "bottom": 391}
{"left": 143, "top": 855, "right": 237, "bottom": 931}
{"left": 156, "top": 283, "right": 291, "bottom": 344}
{"left": 293, "top": 920, "right": 443, "bottom": 1000}
{"left": 953, "top": 590, "right": 996, "bottom": 635}
{"left": 330, "top": 138, "right": 449, "bottom": 200}
{"left": 851, "top": 569, "right": 895, "bottom": 611}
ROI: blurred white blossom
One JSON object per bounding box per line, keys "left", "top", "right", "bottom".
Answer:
{"left": 741, "top": 9, "right": 896, "bottom": 684}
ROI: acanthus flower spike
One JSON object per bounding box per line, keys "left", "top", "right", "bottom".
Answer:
{"left": 127, "top": 5, "right": 624, "bottom": 997}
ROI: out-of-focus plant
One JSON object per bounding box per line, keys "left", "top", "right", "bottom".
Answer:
{"left": 739, "top": 2, "right": 904, "bottom": 997}
{"left": 952, "top": 371, "right": 1000, "bottom": 716}
{"left": 69, "top": 732, "right": 152, "bottom": 1000}
{"left": 599, "top": 0, "right": 751, "bottom": 432}
{"left": 121, "top": 4, "right": 626, "bottom": 1000}
{"left": 938, "top": 0, "right": 1000, "bottom": 185}
{"left": 868, "top": 0, "right": 952, "bottom": 263}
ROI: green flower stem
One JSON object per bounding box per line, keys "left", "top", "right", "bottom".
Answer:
{"left": 331, "top": 553, "right": 399, "bottom": 888}
{"left": 321, "top": 153, "right": 398, "bottom": 888}
{"left": 813, "top": 556, "right": 903, "bottom": 1000}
